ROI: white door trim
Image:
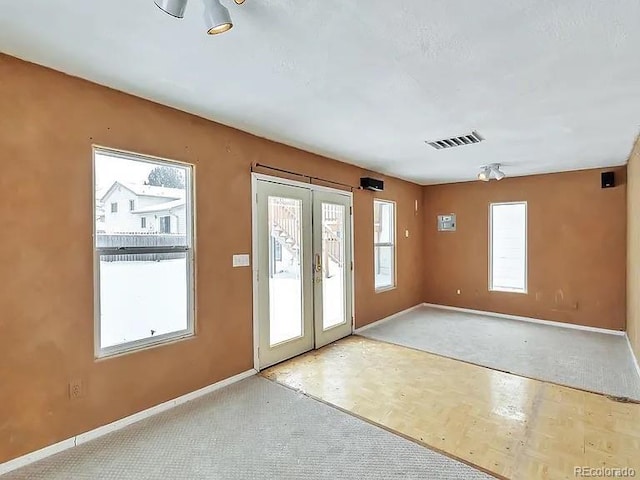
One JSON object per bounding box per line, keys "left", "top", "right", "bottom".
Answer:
{"left": 251, "top": 173, "right": 354, "bottom": 371}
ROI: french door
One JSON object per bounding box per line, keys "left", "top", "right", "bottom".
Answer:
{"left": 255, "top": 177, "right": 353, "bottom": 369}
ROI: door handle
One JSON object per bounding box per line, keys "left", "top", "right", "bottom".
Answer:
{"left": 314, "top": 253, "right": 322, "bottom": 273}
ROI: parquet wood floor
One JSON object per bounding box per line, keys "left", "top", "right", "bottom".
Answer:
{"left": 263, "top": 336, "right": 640, "bottom": 480}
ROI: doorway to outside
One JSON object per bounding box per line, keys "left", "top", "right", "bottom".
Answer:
{"left": 252, "top": 174, "right": 354, "bottom": 369}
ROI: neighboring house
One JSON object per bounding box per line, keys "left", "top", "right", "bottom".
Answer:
{"left": 99, "top": 182, "right": 186, "bottom": 234}
{"left": 96, "top": 203, "right": 106, "bottom": 233}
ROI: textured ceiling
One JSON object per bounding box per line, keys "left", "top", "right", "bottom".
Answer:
{"left": 1, "top": 0, "right": 639, "bottom": 184}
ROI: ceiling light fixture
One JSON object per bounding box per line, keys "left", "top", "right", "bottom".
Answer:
{"left": 491, "top": 164, "right": 506, "bottom": 181}
{"left": 477, "top": 166, "right": 491, "bottom": 182}
{"left": 203, "top": 0, "right": 233, "bottom": 34}
{"left": 154, "top": 0, "right": 242, "bottom": 35}
{"left": 154, "top": 0, "right": 188, "bottom": 18}
{"left": 478, "top": 163, "right": 506, "bottom": 182}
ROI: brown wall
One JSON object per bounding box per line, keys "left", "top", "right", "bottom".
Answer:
{"left": 0, "top": 54, "right": 424, "bottom": 463}
{"left": 422, "top": 167, "right": 627, "bottom": 330}
{"left": 627, "top": 135, "right": 640, "bottom": 359}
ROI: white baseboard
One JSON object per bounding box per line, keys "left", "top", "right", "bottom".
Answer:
{"left": 627, "top": 334, "right": 640, "bottom": 380}
{"left": 423, "top": 303, "right": 626, "bottom": 336}
{"left": 0, "top": 368, "right": 257, "bottom": 476}
{"left": 354, "top": 304, "right": 425, "bottom": 334}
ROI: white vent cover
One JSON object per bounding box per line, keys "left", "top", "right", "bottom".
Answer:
{"left": 426, "top": 131, "right": 484, "bottom": 150}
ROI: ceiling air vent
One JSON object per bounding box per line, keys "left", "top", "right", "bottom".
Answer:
{"left": 426, "top": 131, "right": 484, "bottom": 150}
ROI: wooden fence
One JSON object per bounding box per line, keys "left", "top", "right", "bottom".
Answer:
{"left": 97, "top": 233, "right": 187, "bottom": 262}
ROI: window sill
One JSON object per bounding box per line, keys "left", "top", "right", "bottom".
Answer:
{"left": 95, "top": 331, "right": 195, "bottom": 360}
{"left": 375, "top": 285, "right": 397, "bottom": 294}
{"left": 489, "top": 288, "right": 528, "bottom": 294}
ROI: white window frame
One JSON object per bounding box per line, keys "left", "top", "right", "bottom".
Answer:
{"left": 129, "top": 199, "right": 135, "bottom": 211}
{"left": 110, "top": 202, "right": 118, "bottom": 213}
{"left": 373, "top": 199, "right": 397, "bottom": 292}
{"left": 489, "top": 201, "right": 527, "bottom": 294}
{"left": 93, "top": 146, "right": 196, "bottom": 358}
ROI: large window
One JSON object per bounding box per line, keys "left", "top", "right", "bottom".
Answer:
{"left": 94, "top": 147, "right": 194, "bottom": 357}
{"left": 374, "top": 199, "right": 396, "bottom": 291}
{"left": 490, "top": 202, "right": 527, "bottom": 293}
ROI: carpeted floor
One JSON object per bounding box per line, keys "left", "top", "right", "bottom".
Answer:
{"left": 1, "top": 377, "right": 491, "bottom": 480}
{"left": 358, "top": 305, "right": 640, "bottom": 400}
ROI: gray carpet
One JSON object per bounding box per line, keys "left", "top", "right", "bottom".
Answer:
{"left": 1, "top": 377, "right": 491, "bottom": 480}
{"left": 359, "top": 305, "right": 640, "bottom": 400}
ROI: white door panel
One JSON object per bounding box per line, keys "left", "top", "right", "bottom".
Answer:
{"left": 255, "top": 177, "right": 353, "bottom": 369}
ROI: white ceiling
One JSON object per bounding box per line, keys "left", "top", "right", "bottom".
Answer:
{"left": 2, "top": 0, "right": 639, "bottom": 184}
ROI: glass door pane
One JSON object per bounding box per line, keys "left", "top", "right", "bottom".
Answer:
{"left": 257, "top": 180, "right": 313, "bottom": 369}
{"left": 313, "top": 191, "right": 353, "bottom": 348}
{"left": 321, "top": 203, "right": 346, "bottom": 330}
{"left": 268, "top": 196, "right": 303, "bottom": 345}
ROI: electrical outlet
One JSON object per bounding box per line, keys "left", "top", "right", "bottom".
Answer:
{"left": 69, "top": 379, "right": 84, "bottom": 400}
{"left": 456, "top": 289, "right": 461, "bottom": 295}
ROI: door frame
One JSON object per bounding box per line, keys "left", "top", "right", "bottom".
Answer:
{"left": 251, "top": 172, "right": 355, "bottom": 371}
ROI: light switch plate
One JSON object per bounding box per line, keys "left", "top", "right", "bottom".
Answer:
{"left": 232, "top": 254, "right": 251, "bottom": 267}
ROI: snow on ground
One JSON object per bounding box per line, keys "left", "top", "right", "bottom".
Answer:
{"left": 99, "top": 259, "right": 187, "bottom": 348}
{"left": 269, "top": 259, "right": 346, "bottom": 345}
{"left": 99, "top": 258, "right": 346, "bottom": 350}
{"left": 322, "top": 260, "right": 346, "bottom": 330}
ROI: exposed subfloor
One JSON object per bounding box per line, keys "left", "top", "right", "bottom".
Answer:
{"left": 1, "top": 376, "right": 490, "bottom": 480}
{"left": 358, "top": 305, "right": 640, "bottom": 400}
{"left": 264, "top": 336, "right": 640, "bottom": 480}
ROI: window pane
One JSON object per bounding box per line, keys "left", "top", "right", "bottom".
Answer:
{"left": 99, "top": 253, "right": 189, "bottom": 349}
{"left": 374, "top": 199, "right": 395, "bottom": 290}
{"left": 375, "top": 245, "right": 394, "bottom": 289}
{"left": 95, "top": 152, "right": 189, "bottom": 247}
{"left": 94, "top": 148, "right": 194, "bottom": 357}
{"left": 374, "top": 200, "right": 394, "bottom": 244}
{"left": 268, "top": 196, "right": 303, "bottom": 346}
{"left": 491, "top": 203, "right": 527, "bottom": 292}
{"left": 322, "top": 203, "right": 346, "bottom": 330}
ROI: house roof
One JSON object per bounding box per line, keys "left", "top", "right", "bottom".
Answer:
{"left": 131, "top": 199, "right": 185, "bottom": 214}
{"left": 100, "top": 181, "right": 185, "bottom": 203}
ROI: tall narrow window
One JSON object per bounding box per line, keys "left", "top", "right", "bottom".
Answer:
{"left": 94, "top": 147, "right": 194, "bottom": 357}
{"left": 490, "top": 202, "right": 527, "bottom": 293}
{"left": 129, "top": 199, "right": 135, "bottom": 211}
{"left": 373, "top": 199, "right": 396, "bottom": 291}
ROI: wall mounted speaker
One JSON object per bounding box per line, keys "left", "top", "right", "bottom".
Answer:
{"left": 360, "top": 177, "right": 384, "bottom": 191}
{"left": 601, "top": 171, "right": 615, "bottom": 189}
